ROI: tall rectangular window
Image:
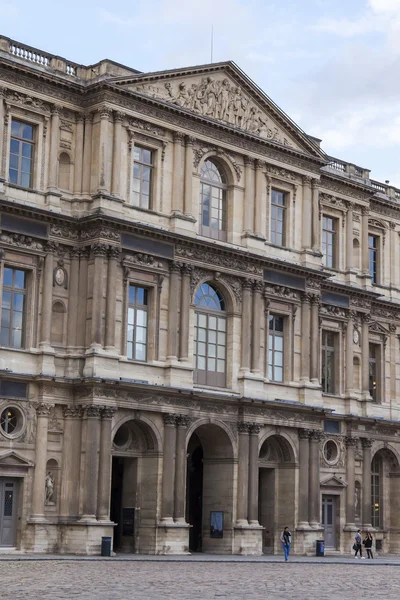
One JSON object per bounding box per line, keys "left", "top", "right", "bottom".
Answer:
{"left": 127, "top": 286, "right": 148, "bottom": 361}
{"left": 322, "top": 215, "right": 337, "bottom": 268}
{"left": 133, "top": 146, "right": 153, "bottom": 209}
{"left": 369, "top": 234, "right": 378, "bottom": 283}
{"left": 268, "top": 315, "right": 284, "bottom": 382}
{"left": 270, "top": 190, "right": 286, "bottom": 247}
{"left": 9, "top": 120, "right": 34, "bottom": 188}
{"left": 371, "top": 455, "right": 382, "bottom": 528}
{"left": 321, "top": 331, "right": 336, "bottom": 394}
{"left": 0, "top": 267, "right": 27, "bottom": 349}
{"left": 369, "top": 343, "right": 380, "bottom": 403}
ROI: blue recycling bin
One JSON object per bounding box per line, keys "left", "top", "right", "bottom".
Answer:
{"left": 316, "top": 540, "right": 325, "bottom": 557}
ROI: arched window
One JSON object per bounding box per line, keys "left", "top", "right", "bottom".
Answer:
{"left": 194, "top": 283, "right": 226, "bottom": 387}
{"left": 199, "top": 159, "right": 227, "bottom": 241}
{"left": 371, "top": 454, "right": 382, "bottom": 528}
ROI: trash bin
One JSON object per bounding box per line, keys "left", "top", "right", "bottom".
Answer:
{"left": 101, "top": 536, "right": 112, "bottom": 557}
{"left": 316, "top": 540, "right": 325, "bottom": 557}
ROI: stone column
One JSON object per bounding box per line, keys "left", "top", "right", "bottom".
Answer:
{"left": 361, "top": 438, "right": 373, "bottom": 528}
{"left": 310, "top": 294, "right": 320, "bottom": 383}
{"left": 80, "top": 405, "right": 101, "bottom": 520}
{"left": 73, "top": 113, "right": 84, "bottom": 195}
{"left": 161, "top": 414, "right": 176, "bottom": 524}
{"left": 90, "top": 243, "right": 107, "bottom": 349}
{"left": 76, "top": 249, "right": 89, "bottom": 349}
{"left": 111, "top": 111, "right": 124, "bottom": 197}
{"left": 66, "top": 248, "right": 80, "bottom": 349}
{"left": 172, "top": 132, "right": 184, "bottom": 214}
{"left": 309, "top": 430, "right": 322, "bottom": 528}
{"left": 298, "top": 429, "right": 310, "bottom": 527}
{"left": 254, "top": 160, "right": 265, "bottom": 238}
{"left": 361, "top": 206, "right": 370, "bottom": 276}
{"left": 167, "top": 263, "right": 181, "bottom": 360}
{"left": 39, "top": 244, "right": 55, "bottom": 349}
{"left": 31, "top": 403, "right": 53, "bottom": 520}
{"left": 60, "top": 407, "right": 82, "bottom": 518}
{"left": 361, "top": 314, "right": 370, "bottom": 400}
{"left": 47, "top": 104, "right": 61, "bottom": 191}
{"left": 345, "top": 202, "right": 354, "bottom": 271}
{"left": 302, "top": 176, "right": 312, "bottom": 250}
{"left": 174, "top": 415, "right": 190, "bottom": 523}
{"left": 184, "top": 136, "right": 194, "bottom": 216}
{"left": 82, "top": 113, "right": 93, "bottom": 195}
{"left": 179, "top": 264, "right": 191, "bottom": 361}
{"left": 105, "top": 246, "right": 120, "bottom": 351}
{"left": 311, "top": 179, "right": 320, "bottom": 251}
{"left": 236, "top": 422, "right": 250, "bottom": 526}
{"left": 97, "top": 407, "right": 117, "bottom": 521}
{"left": 345, "top": 436, "right": 357, "bottom": 528}
{"left": 0, "top": 87, "right": 6, "bottom": 181}
{"left": 251, "top": 281, "right": 263, "bottom": 373}
{"left": 243, "top": 157, "right": 254, "bottom": 234}
{"left": 97, "top": 106, "right": 111, "bottom": 194}
{"left": 345, "top": 311, "right": 355, "bottom": 396}
{"left": 240, "top": 280, "right": 252, "bottom": 372}
{"left": 248, "top": 423, "right": 261, "bottom": 525}
{"left": 300, "top": 294, "right": 311, "bottom": 382}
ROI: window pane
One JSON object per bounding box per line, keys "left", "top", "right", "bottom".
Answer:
{"left": 217, "top": 359, "right": 225, "bottom": 373}
{"left": 198, "top": 314, "right": 207, "bottom": 328}
{"left": 2, "top": 292, "right": 11, "bottom": 310}
{"left": 129, "top": 286, "right": 136, "bottom": 304}
{"left": 20, "top": 172, "right": 31, "bottom": 188}
{"left": 0, "top": 328, "right": 9, "bottom": 346}
{"left": 274, "top": 366, "right": 283, "bottom": 382}
{"left": 135, "top": 343, "right": 146, "bottom": 361}
{"left": 209, "top": 316, "right": 217, "bottom": 330}
{"left": 3, "top": 269, "right": 13, "bottom": 287}
{"left": 133, "top": 147, "right": 141, "bottom": 161}
{"left": 22, "top": 142, "right": 33, "bottom": 158}
{"left": 275, "top": 336, "right": 283, "bottom": 351}
{"left": 197, "top": 355, "right": 206, "bottom": 370}
{"left": 142, "top": 149, "right": 152, "bottom": 164}
{"left": 198, "top": 342, "right": 206, "bottom": 356}
{"left": 127, "top": 325, "right": 134, "bottom": 343}
{"left": 136, "top": 326, "right": 146, "bottom": 343}
{"left": 11, "top": 120, "right": 20, "bottom": 137}
{"left": 9, "top": 153, "right": 18, "bottom": 170}
{"left": 12, "top": 329, "right": 22, "bottom": 348}
{"left": 22, "top": 124, "right": 34, "bottom": 140}
{"left": 208, "top": 358, "right": 216, "bottom": 371}
{"left": 14, "top": 270, "right": 26, "bottom": 289}
{"left": 198, "top": 329, "right": 206, "bottom": 342}
{"left": 136, "top": 310, "right": 147, "bottom": 327}
{"left": 136, "top": 288, "right": 147, "bottom": 305}
{"left": 127, "top": 342, "right": 133, "bottom": 359}
{"left": 1, "top": 309, "right": 10, "bottom": 329}
{"left": 9, "top": 169, "right": 18, "bottom": 184}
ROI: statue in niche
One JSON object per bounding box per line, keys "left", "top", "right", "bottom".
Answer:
{"left": 354, "top": 484, "right": 361, "bottom": 519}
{"left": 45, "top": 472, "right": 55, "bottom": 504}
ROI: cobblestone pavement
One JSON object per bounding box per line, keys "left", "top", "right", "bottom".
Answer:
{"left": 0, "top": 560, "right": 398, "bottom": 600}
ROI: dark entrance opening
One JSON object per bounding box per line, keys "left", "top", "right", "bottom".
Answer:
{"left": 186, "top": 434, "right": 203, "bottom": 552}
{"left": 110, "top": 456, "right": 123, "bottom": 550}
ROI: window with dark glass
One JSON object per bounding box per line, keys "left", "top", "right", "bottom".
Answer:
{"left": 9, "top": 120, "right": 34, "bottom": 188}
{"left": 322, "top": 215, "right": 337, "bottom": 268}
{"left": 127, "top": 285, "right": 148, "bottom": 361}
{"left": 0, "top": 267, "right": 27, "bottom": 349}
{"left": 369, "top": 343, "right": 380, "bottom": 402}
{"left": 133, "top": 146, "right": 153, "bottom": 209}
{"left": 199, "top": 160, "right": 227, "bottom": 241}
{"left": 321, "top": 331, "right": 336, "bottom": 394}
{"left": 369, "top": 234, "right": 378, "bottom": 283}
{"left": 268, "top": 314, "right": 284, "bottom": 382}
{"left": 270, "top": 190, "right": 286, "bottom": 247}
{"left": 324, "top": 420, "right": 340, "bottom": 434}
{"left": 194, "top": 283, "right": 226, "bottom": 387}
{"left": 371, "top": 454, "right": 382, "bottom": 528}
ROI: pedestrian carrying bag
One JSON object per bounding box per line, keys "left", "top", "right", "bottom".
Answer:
{"left": 352, "top": 543, "right": 357, "bottom": 551}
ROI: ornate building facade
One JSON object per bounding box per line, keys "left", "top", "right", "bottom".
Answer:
{"left": 0, "top": 35, "right": 400, "bottom": 555}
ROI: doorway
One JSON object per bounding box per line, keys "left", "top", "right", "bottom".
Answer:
{"left": 186, "top": 437, "right": 203, "bottom": 552}
{"left": 321, "top": 495, "right": 336, "bottom": 548}
{"left": 110, "top": 457, "right": 137, "bottom": 552}
{"left": 0, "top": 478, "right": 18, "bottom": 547}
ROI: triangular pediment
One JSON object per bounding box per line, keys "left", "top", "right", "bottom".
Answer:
{"left": 0, "top": 450, "right": 33, "bottom": 468}
{"left": 113, "top": 62, "right": 325, "bottom": 157}
{"left": 369, "top": 321, "right": 389, "bottom": 336}
{"left": 321, "top": 475, "right": 347, "bottom": 488}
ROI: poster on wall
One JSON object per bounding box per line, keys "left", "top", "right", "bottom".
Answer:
{"left": 210, "top": 511, "right": 224, "bottom": 538}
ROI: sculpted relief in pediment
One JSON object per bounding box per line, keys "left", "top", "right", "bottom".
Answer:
{"left": 130, "top": 75, "right": 298, "bottom": 148}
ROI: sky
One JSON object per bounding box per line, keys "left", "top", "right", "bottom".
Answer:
{"left": 2, "top": 0, "right": 400, "bottom": 186}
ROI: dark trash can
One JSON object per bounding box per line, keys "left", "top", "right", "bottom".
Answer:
{"left": 101, "top": 536, "right": 112, "bottom": 557}
{"left": 316, "top": 540, "right": 325, "bottom": 557}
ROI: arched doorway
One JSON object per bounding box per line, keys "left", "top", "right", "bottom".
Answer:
{"left": 110, "top": 419, "right": 159, "bottom": 553}
{"left": 258, "top": 434, "right": 296, "bottom": 554}
{"left": 186, "top": 423, "right": 234, "bottom": 553}
{"left": 371, "top": 447, "right": 400, "bottom": 535}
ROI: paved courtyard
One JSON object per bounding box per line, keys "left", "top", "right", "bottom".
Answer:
{"left": 0, "top": 558, "right": 399, "bottom": 600}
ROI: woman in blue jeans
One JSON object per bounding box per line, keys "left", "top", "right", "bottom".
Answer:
{"left": 280, "top": 527, "right": 291, "bottom": 561}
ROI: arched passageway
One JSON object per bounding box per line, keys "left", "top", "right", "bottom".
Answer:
{"left": 186, "top": 423, "right": 234, "bottom": 553}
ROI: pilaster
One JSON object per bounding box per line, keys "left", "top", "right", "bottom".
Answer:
{"left": 30, "top": 403, "right": 53, "bottom": 522}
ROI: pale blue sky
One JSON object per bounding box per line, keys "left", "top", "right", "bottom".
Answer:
{"left": 2, "top": 0, "right": 400, "bottom": 185}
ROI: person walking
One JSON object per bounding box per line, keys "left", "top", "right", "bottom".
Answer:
{"left": 280, "top": 526, "right": 291, "bottom": 562}
{"left": 354, "top": 530, "right": 365, "bottom": 559}
{"left": 364, "top": 532, "right": 373, "bottom": 559}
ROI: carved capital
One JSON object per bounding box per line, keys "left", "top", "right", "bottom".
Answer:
{"left": 302, "top": 175, "right": 312, "bottom": 186}
{"left": 299, "top": 428, "right": 311, "bottom": 440}
{"left": 345, "top": 436, "right": 358, "bottom": 448}
{"left": 82, "top": 405, "right": 101, "bottom": 418}
{"left": 108, "top": 246, "right": 122, "bottom": 260}
{"left": 361, "top": 313, "right": 371, "bottom": 324}
{"left": 361, "top": 437, "right": 373, "bottom": 449}
{"left": 63, "top": 406, "right": 82, "bottom": 419}
{"left": 185, "top": 135, "right": 195, "bottom": 146}
{"left": 173, "top": 131, "right": 185, "bottom": 144}
{"left": 51, "top": 104, "right": 62, "bottom": 116}
{"left": 361, "top": 206, "right": 370, "bottom": 216}
{"left": 309, "top": 430, "right": 324, "bottom": 442}
{"left": 101, "top": 406, "right": 117, "bottom": 419}
{"left": 181, "top": 263, "right": 193, "bottom": 276}
{"left": 163, "top": 413, "right": 177, "bottom": 426}
{"left": 34, "top": 403, "right": 54, "bottom": 417}
{"left": 75, "top": 113, "right": 85, "bottom": 124}
{"left": 99, "top": 106, "right": 112, "bottom": 120}
{"left": 91, "top": 242, "right": 108, "bottom": 258}
{"left": 237, "top": 421, "right": 251, "bottom": 434}
{"left": 389, "top": 323, "right": 397, "bottom": 333}
{"left": 244, "top": 156, "right": 254, "bottom": 167}
{"left": 169, "top": 261, "right": 182, "bottom": 275}
{"left": 253, "top": 280, "right": 264, "bottom": 294}
{"left": 254, "top": 158, "right": 264, "bottom": 170}
{"left": 249, "top": 423, "right": 261, "bottom": 435}
{"left": 242, "top": 278, "right": 253, "bottom": 291}
{"left": 114, "top": 111, "right": 125, "bottom": 123}
{"left": 176, "top": 414, "right": 190, "bottom": 428}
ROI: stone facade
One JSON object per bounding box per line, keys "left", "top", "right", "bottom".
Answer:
{"left": 0, "top": 35, "right": 400, "bottom": 555}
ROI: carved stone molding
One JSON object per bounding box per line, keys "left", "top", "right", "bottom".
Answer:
{"left": 63, "top": 406, "right": 82, "bottom": 419}
{"left": 128, "top": 117, "right": 165, "bottom": 137}
{"left": 91, "top": 243, "right": 108, "bottom": 257}
{"left": 0, "top": 233, "right": 44, "bottom": 251}
{"left": 34, "top": 403, "right": 54, "bottom": 417}
{"left": 80, "top": 227, "right": 120, "bottom": 242}
{"left": 298, "top": 428, "right": 311, "bottom": 440}
{"left": 309, "top": 430, "right": 324, "bottom": 442}
{"left": 265, "top": 164, "right": 298, "bottom": 182}
{"left": 237, "top": 421, "right": 252, "bottom": 434}
{"left": 176, "top": 414, "right": 191, "bottom": 427}
{"left": 123, "top": 252, "right": 164, "bottom": 269}
{"left": 361, "top": 437, "right": 373, "bottom": 449}
{"left": 50, "top": 224, "right": 79, "bottom": 240}
{"left": 190, "top": 267, "right": 213, "bottom": 297}
{"left": 345, "top": 436, "right": 358, "bottom": 448}
{"left": 82, "top": 405, "right": 102, "bottom": 418}
{"left": 101, "top": 406, "right": 117, "bottom": 419}
{"left": 264, "top": 283, "right": 299, "bottom": 301}
{"left": 249, "top": 423, "right": 261, "bottom": 435}
{"left": 163, "top": 413, "right": 177, "bottom": 426}
{"left": 175, "top": 245, "right": 262, "bottom": 275}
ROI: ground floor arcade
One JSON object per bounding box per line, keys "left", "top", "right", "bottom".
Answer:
{"left": 0, "top": 395, "right": 400, "bottom": 555}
